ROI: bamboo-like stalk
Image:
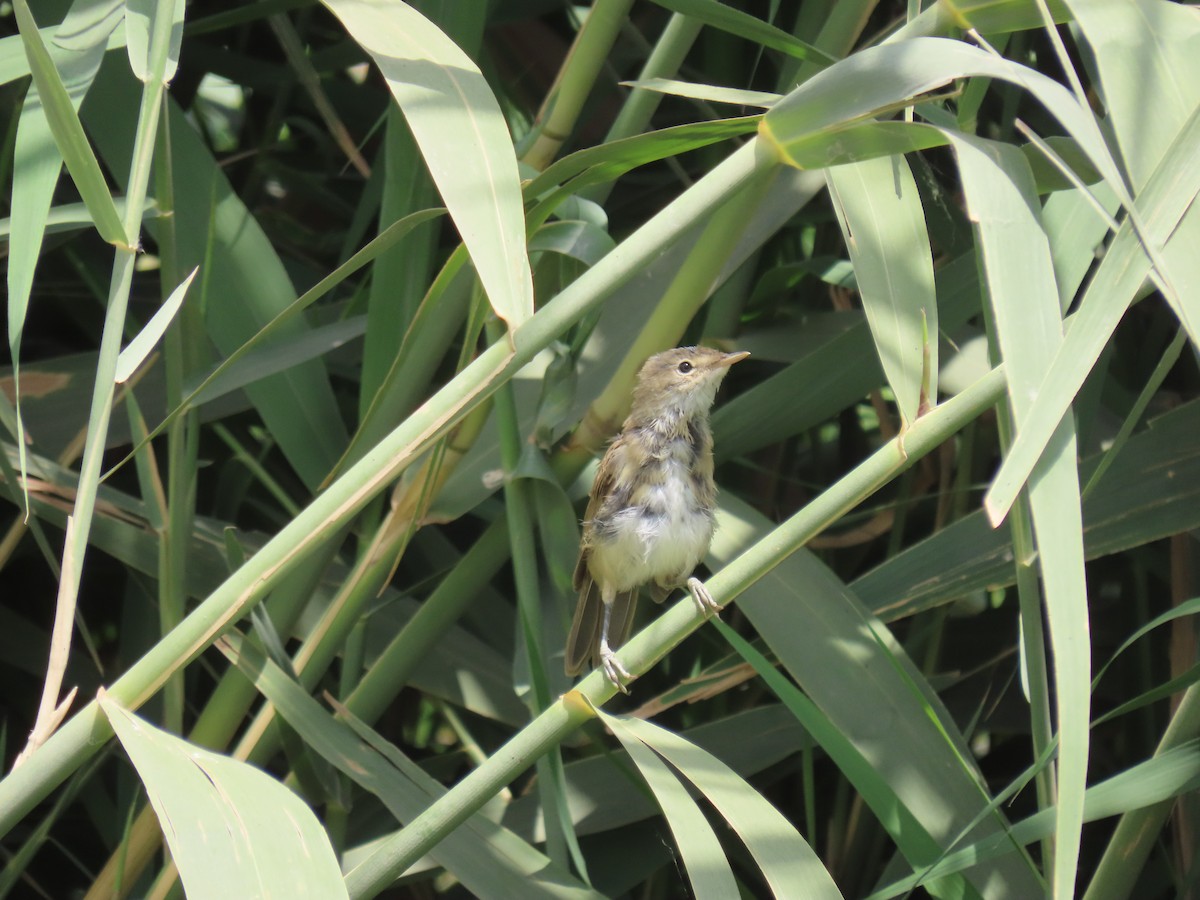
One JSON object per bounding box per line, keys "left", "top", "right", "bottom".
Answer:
{"left": 155, "top": 78, "right": 193, "bottom": 740}
{"left": 521, "top": 0, "right": 635, "bottom": 170}
{"left": 486, "top": 315, "right": 573, "bottom": 866}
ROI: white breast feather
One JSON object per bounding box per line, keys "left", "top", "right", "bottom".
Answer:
{"left": 588, "top": 456, "right": 714, "bottom": 593}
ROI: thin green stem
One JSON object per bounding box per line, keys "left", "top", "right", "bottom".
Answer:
{"left": 156, "top": 101, "right": 192, "bottom": 737}
{"left": 522, "top": 0, "right": 634, "bottom": 169}
{"left": 485, "top": 315, "right": 571, "bottom": 866}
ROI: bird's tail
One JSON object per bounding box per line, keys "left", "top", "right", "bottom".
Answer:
{"left": 565, "top": 576, "right": 638, "bottom": 676}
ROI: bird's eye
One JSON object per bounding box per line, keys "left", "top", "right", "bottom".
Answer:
{"left": 677, "top": 361, "right": 693, "bottom": 374}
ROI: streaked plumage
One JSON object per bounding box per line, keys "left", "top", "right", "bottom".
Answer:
{"left": 565, "top": 346, "right": 749, "bottom": 689}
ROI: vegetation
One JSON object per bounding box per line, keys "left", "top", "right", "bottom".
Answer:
{"left": 1, "top": 0, "right": 1198, "bottom": 897}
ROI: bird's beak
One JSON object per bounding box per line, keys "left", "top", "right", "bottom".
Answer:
{"left": 716, "top": 350, "right": 751, "bottom": 368}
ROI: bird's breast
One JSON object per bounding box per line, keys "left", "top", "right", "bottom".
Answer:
{"left": 587, "top": 448, "right": 716, "bottom": 593}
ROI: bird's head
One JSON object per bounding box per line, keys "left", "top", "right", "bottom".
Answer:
{"left": 628, "top": 346, "right": 750, "bottom": 425}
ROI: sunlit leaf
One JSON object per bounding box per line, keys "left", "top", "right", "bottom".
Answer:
{"left": 99, "top": 694, "right": 347, "bottom": 900}
{"left": 321, "top": 0, "right": 533, "bottom": 335}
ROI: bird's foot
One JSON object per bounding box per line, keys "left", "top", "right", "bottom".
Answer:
{"left": 687, "top": 576, "right": 722, "bottom": 617}
{"left": 599, "top": 640, "right": 632, "bottom": 694}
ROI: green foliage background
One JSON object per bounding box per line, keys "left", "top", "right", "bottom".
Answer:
{"left": 1, "top": 0, "right": 1198, "bottom": 897}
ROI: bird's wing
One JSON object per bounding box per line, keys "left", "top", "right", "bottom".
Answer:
{"left": 572, "top": 434, "right": 626, "bottom": 591}
{"left": 564, "top": 574, "right": 600, "bottom": 675}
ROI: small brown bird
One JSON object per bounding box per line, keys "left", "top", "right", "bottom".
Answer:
{"left": 565, "top": 345, "right": 749, "bottom": 689}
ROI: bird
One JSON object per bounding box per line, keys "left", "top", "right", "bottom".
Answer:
{"left": 565, "top": 345, "right": 749, "bottom": 690}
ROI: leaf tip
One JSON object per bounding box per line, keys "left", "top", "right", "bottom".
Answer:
{"left": 984, "top": 492, "right": 1010, "bottom": 528}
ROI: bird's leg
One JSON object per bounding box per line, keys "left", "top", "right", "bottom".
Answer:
{"left": 687, "top": 576, "right": 722, "bottom": 616}
{"left": 598, "top": 601, "right": 632, "bottom": 693}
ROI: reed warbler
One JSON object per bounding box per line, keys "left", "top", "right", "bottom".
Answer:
{"left": 565, "top": 346, "right": 749, "bottom": 690}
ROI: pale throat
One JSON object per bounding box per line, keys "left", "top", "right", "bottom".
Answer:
{"left": 630, "top": 382, "right": 720, "bottom": 444}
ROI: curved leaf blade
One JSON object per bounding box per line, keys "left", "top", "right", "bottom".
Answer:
{"left": 948, "top": 132, "right": 1088, "bottom": 900}
{"left": 827, "top": 154, "right": 936, "bottom": 426}
{"left": 217, "top": 635, "right": 598, "bottom": 899}
{"left": 592, "top": 709, "right": 739, "bottom": 900}
{"left": 984, "top": 103, "right": 1200, "bottom": 523}
{"left": 762, "top": 37, "right": 1123, "bottom": 195}
{"left": 322, "top": 0, "right": 533, "bottom": 336}
{"left": 709, "top": 494, "right": 1043, "bottom": 896}
{"left": 99, "top": 694, "right": 348, "bottom": 900}
{"left": 125, "top": 0, "right": 184, "bottom": 83}
{"left": 649, "top": 0, "right": 836, "bottom": 66}
{"left": 12, "top": 0, "right": 124, "bottom": 245}
{"left": 598, "top": 709, "right": 845, "bottom": 899}
{"left": 115, "top": 267, "right": 197, "bottom": 383}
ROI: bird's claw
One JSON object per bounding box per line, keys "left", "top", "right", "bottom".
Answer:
{"left": 687, "top": 576, "right": 722, "bottom": 617}
{"left": 600, "top": 643, "right": 632, "bottom": 694}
